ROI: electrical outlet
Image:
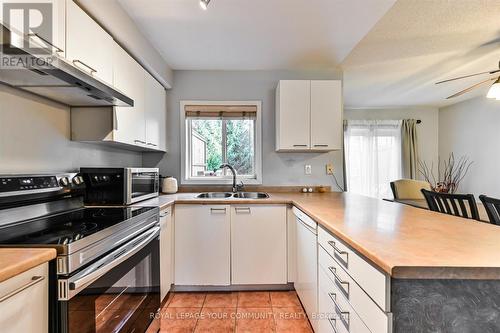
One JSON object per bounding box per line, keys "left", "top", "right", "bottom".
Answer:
{"left": 305, "top": 165, "right": 312, "bottom": 175}
{"left": 326, "top": 163, "right": 334, "bottom": 175}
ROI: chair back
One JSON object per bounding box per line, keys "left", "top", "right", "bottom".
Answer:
{"left": 479, "top": 195, "right": 500, "bottom": 225}
{"left": 421, "top": 189, "right": 479, "bottom": 220}
{"left": 390, "top": 179, "right": 431, "bottom": 200}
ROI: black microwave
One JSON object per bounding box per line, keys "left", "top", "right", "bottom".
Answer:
{"left": 81, "top": 167, "right": 159, "bottom": 205}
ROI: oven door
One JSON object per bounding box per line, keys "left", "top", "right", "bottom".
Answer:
{"left": 57, "top": 226, "right": 160, "bottom": 333}
{"left": 126, "top": 169, "right": 159, "bottom": 204}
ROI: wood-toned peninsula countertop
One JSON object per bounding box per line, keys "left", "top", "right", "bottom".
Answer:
{"left": 140, "top": 192, "right": 500, "bottom": 280}
{"left": 0, "top": 248, "right": 56, "bottom": 283}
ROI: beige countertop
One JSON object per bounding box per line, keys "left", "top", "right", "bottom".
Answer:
{"left": 140, "top": 192, "right": 500, "bottom": 280}
{"left": 0, "top": 248, "right": 56, "bottom": 283}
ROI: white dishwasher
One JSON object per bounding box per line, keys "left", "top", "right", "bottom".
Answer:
{"left": 293, "top": 207, "right": 318, "bottom": 331}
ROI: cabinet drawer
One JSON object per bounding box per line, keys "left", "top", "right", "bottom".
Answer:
{"left": 0, "top": 263, "right": 48, "bottom": 333}
{"left": 319, "top": 247, "right": 391, "bottom": 333}
{"left": 318, "top": 225, "right": 389, "bottom": 311}
{"left": 318, "top": 267, "right": 371, "bottom": 333}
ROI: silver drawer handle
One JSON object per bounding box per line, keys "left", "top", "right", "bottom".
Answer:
{"left": 210, "top": 208, "right": 226, "bottom": 214}
{"left": 328, "top": 317, "right": 339, "bottom": 333}
{"left": 328, "top": 292, "right": 350, "bottom": 331}
{"left": 328, "top": 240, "right": 349, "bottom": 267}
{"left": 0, "top": 276, "right": 45, "bottom": 302}
{"left": 134, "top": 139, "right": 147, "bottom": 144}
{"left": 147, "top": 143, "right": 158, "bottom": 147}
{"left": 328, "top": 266, "right": 350, "bottom": 298}
{"left": 235, "top": 207, "right": 251, "bottom": 213}
{"left": 73, "top": 59, "right": 97, "bottom": 73}
{"left": 314, "top": 144, "right": 329, "bottom": 147}
{"left": 293, "top": 144, "right": 308, "bottom": 147}
{"left": 28, "top": 33, "right": 63, "bottom": 53}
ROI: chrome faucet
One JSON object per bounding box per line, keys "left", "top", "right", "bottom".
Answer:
{"left": 215, "top": 163, "right": 244, "bottom": 193}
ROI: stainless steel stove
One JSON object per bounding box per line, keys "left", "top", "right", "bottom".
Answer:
{"left": 0, "top": 172, "right": 160, "bottom": 333}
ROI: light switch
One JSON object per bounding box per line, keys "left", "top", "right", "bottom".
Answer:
{"left": 305, "top": 165, "right": 312, "bottom": 175}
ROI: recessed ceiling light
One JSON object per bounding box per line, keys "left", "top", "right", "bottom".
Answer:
{"left": 200, "top": 0, "right": 211, "bottom": 10}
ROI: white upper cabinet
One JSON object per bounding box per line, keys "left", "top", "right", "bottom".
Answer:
{"left": 276, "top": 80, "right": 311, "bottom": 150}
{"left": 67, "top": 1, "right": 167, "bottom": 152}
{"left": 145, "top": 73, "right": 167, "bottom": 151}
{"left": 311, "top": 80, "right": 343, "bottom": 150}
{"left": 112, "top": 43, "right": 146, "bottom": 146}
{"left": 276, "top": 79, "right": 342, "bottom": 152}
{"left": 65, "top": 0, "right": 113, "bottom": 85}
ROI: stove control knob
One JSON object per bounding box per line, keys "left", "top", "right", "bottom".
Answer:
{"left": 59, "top": 177, "right": 69, "bottom": 187}
{"left": 72, "top": 176, "right": 82, "bottom": 185}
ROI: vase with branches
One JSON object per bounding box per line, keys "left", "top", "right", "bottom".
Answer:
{"left": 418, "top": 153, "right": 473, "bottom": 193}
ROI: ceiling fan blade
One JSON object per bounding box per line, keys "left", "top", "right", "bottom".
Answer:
{"left": 436, "top": 69, "right": 500, "bottom": 85}
{"left": 446, "top": 77, "right": 498, "bottom": 99}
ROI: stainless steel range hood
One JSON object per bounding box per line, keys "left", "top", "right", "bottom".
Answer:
{"left": 0, "top": 24, "right": 133, "bottom": 107}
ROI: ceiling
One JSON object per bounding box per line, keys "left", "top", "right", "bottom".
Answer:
{"left": 341, "top": 0, "right": 500, "bottom": 108}
{"left": 117, "top": 0, "right": 396, "bottom": 70}
{"left": 119, "top": 0, "right": 500, "bottom": 108}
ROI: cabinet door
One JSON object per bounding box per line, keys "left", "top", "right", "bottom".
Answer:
{"left": 174, "top": 205, "right": 231, "bottom": 285}
{"left": 276, "top": 80, "right": 311, "bottom": 150}
{"left": 0, "top": 263, "right": 48, "bottom": 333}
{"left": 112, "top": 43, "right": 146, "bottom": 145}
{"left": 145, "top": 73, "right": 167, "bottom": 151}
{"left": 4, "top": 0, "right": 65, "bottom": 56}
{"left": 231, "top": 205, "right": 287, "bottom": 284}
{"left": 159, "top": 207, "right": 173, "bottom": 301}
{"left": 66, "top": 0, "right": 113, "bottom": 85}
{"left": 311, "top": 80, "right": 342, "bottom": 150}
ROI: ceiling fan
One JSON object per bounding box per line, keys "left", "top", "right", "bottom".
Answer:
{"left": 435, "top": 60, "right": 500, "bottom": 100}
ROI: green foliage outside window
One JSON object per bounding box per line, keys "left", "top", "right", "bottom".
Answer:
{"left": 191, "top": 118, "right": 254, "bottom": 176}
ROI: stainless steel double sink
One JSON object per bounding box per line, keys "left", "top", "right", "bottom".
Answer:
{"left": 196, "top": 192, "right": 269, "bottom": 199}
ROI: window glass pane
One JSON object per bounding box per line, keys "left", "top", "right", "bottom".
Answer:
{"left": 226, "top": 119, "right": 255, "bottom": 176}
{"left": 191, "top": 119, "right": 222, "bottom": 177}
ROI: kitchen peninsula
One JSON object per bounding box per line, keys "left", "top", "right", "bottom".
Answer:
{"left": 141, "top": 191, "right": 500, "bottom": 332}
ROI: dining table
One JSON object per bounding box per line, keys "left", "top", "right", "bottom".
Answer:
{"left": 386, "top": 198, "right": 490, "bottom": 223}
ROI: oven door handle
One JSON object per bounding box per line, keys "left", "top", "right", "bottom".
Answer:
{"left": 65, "top": 226, "right": 159, "bottom": 298}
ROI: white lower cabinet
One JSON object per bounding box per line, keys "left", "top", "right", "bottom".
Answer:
{"left": 231, "top": 205, "right": 287, "bottom": 285}
{"left": 174, "top": 205, "right": 231, "bottom": 286}
{"left": 0, "top": 263, "right": 49, "bottom": 333}
{"left": 160, "top": 207, "right": 173, "bottom": 301}
{"left": 318, "top": 267, "right": 371, "bottom": 333}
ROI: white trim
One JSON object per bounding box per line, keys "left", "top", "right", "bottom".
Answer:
{"left": 180, "top": 100, "right": 263, "bottom": 185}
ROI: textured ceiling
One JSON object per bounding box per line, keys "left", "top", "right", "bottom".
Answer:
{"left": 342, "top": 0, "right": 500, "bottom": 108}
{"left": 118, "top": 0, "right": 395, "bottom": 70}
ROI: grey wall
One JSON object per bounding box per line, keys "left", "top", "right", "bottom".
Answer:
{"left": 345, "top": 107, "right": 440, "bottom": 175}
{"left": 143, "top": 70, "right": 345, "bottom": 189}
{"left": 0, "top": 85, "right": 142, "bottom": 174}
{"left": 439, "top": 97, "right": 500, "bottom": 197}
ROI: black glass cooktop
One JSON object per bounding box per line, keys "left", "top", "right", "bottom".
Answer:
{"left": 0, "top": 207, "right": 155, "bottom": 246}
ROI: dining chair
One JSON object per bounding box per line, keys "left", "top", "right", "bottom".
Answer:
{"left": 479, "top": 195, "right": 500, "bottom": 225}
{"left": 421, "top": 189, "right": 479, "bottom": 220}
{"left": 390, "top": 179, "right": 432, "bottom": 200}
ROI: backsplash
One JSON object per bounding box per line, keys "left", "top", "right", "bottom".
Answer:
{"left": 0, "top": 85, "right": 142, "bottom": 174}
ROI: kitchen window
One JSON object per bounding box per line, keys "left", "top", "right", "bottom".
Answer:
{"left": 181, "top": 101, "right": 262, "bottom": 184}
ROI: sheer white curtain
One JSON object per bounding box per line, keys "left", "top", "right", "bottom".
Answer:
{"left": 345, "top": 120, "right": 403, "bottom": 199}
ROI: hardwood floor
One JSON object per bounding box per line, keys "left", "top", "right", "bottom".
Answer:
{"left": 151, "top": 291, "right": 313, "bottom": 332}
